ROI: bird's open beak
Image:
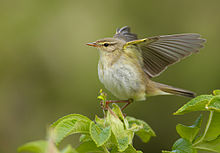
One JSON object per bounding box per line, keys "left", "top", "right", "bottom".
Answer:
{"left": 86, "top": 42, "right": 98, "bottom": 47}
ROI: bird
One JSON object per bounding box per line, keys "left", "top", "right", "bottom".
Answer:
{"left": 87, "top": 26, "right": 206, "bottom": 110}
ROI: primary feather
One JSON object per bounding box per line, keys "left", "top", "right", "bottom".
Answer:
{"left": 140, "top": 34, "right": 206, "bottom": 77}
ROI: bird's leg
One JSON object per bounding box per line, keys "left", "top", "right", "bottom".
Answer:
{"left": 101, "top": 100, "right": 125, "bottom": 111}
{"left": 121, "top": 99, "right": 133, "bottom": 111}
{"left": 100, "top": 101, "right": 118, "bottom": 118}
{"left": 103, "top": 99, "right": 133, "bottom": 111}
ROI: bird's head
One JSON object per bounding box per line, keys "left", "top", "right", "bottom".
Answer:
{"left": 86, "top": 38, "right": 126, "bottom": 53}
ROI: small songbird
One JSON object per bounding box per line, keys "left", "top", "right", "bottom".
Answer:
{"left": 87, "top": 26, "right": 205, "bottom": 110}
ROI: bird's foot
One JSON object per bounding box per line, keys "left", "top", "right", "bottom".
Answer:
{"left": 101, "top": 99, "right": 133, "bottom": 112}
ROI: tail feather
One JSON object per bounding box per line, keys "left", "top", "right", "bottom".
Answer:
{"left": 155, "top": 82, "right": 196, "bottom": 98}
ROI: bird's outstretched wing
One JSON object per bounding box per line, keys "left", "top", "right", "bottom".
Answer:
{"left": 126, "top": 34, "right": 206, "bottom": 78}
{"left": 114, "top": 26, "right": 138, "bottom": 42}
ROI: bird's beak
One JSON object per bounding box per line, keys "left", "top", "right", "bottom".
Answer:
{"left": 86, "top": 42, "right": 98, "bottom": 47}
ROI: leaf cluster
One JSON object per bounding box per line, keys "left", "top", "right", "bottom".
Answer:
{"left": 163, "top": 90, "right": 220, "bottom": 153}
{"left": 18, "top": 89, "right": 220, "bottom": 153}
{"left": 18, "top": 104, "right": 155, "bottom": 153}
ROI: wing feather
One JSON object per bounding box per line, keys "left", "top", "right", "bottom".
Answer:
{"left": 139, "top": 33, "right": 206, "bottom": 77}
{"left": 114, "top": 27, "right": 206, "bottom": 78}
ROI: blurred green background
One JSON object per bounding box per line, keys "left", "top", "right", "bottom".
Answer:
{"left": 0, "top": 0, "right": 219, "bottom": 152}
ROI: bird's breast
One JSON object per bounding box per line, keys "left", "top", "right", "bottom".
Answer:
{"left": 98, "top": 56, "right": 146, "bottom": 101}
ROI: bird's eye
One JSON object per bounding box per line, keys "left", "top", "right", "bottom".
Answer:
{"left": 103, "top": 43, "right": 109, "bottom": 47}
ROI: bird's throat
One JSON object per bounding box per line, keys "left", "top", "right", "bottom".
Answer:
{"left": 99, "top": 49, "right": 122, "bottom": 67}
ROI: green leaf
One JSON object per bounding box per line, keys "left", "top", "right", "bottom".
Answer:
{"left": 204, "top": 111, "right": 220, "bottom": 141}
{"left": 102, "top": 132, "right": 118, "bottom": 150}
{"left": 194, "top": 135, "right": 220, "bottom": 152}
{"left": 112, "top": 104, "right": 131, "bottom": 130}
{"left": 112, "top": 104, "right": 124, "bottom": 122}
{"left": 51, "top": 114, "right": 91, "bottom": 127}
{"left": 206, "top": 96, "right": 220, "bottom": 112}
{"left": 95, "top": 115, "right": 105, "bottom": 127}
{"left": 53, "top": 116, "right": 91, "bottom": 144}
{"left": 174, "top": 95, "right": 213, "bottom": 115}
{"left": 126, "top": 116, "right": 156, "bottom": 143}
{"left": 213, "top": 90, "right": 220, "bottom": 96}
{"left": 110, "top": 144, "right": 141, "bottom": 153}
{"left": 61, "top": 145, "right": 78, "bottom": 153}
{"left": 162, "top": 151, "right": 174, "bottom": 153}
{"left": 76, "top": 141, "right": 103, "bottom": 153}
{"left": 79, "top": 134, "right": 92, "bottom": 143}
{"left": 117, "top": 136, "right": 131, "bottom": 152}
{"left": 172, "top": 138, "right": 197, "bottom": 153}
{"left": 97, "top": 89, "right": 107, "bottom": 102}
{"left": 109, "top": 145, "right": 118, "bottom": 153}
{"left": 106, "top": 111, "right": 132, "bottom": 152}
{"left": 176, "top": 115, "right": 203, "bottom": 142}
{"left": 95, "top": 115, "right": 109, "bottom": 131}
{"left": 122, "top": 144, "right": 141, "bottom": 153}
{"left": 97, "top": 95, "right": 105, "bottom": 101}
{"left": 18, "top": 140, "right": 47, "bottom": 153}
{"left": 111, "top": 104, "right": 130, "bottom": 130}
{"left": 90, "top": 122, "right": 111, "bottom": 147}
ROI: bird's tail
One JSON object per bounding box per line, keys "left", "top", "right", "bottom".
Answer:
{"left": 155, "top": 82, "right": 196, "bottom": 98}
